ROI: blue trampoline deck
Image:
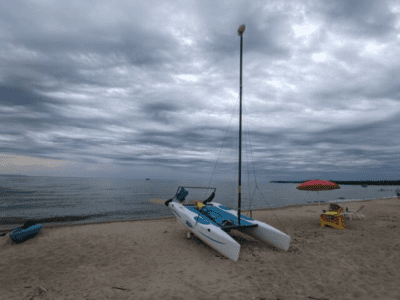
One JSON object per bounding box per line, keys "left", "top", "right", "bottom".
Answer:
{"left": 186, "top": 205, "right": 258, "bottom": 231}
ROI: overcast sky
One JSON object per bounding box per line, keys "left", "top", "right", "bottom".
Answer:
{"left": 1, "top": 0, "right": 400, "bottom": 182}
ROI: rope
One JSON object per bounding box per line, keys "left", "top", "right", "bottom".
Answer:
{"left": 242, "top": 97, "right": 288, "bottom": 233}
{"left": 243, "top": 102, "right": 254, "bottom": 217}
{"left": 200, "top": 96, "right": 239, "bottom": 204}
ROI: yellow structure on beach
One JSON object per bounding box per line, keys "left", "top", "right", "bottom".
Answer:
{"left": 319, "top": 207, "right": 348, "bottom": 230}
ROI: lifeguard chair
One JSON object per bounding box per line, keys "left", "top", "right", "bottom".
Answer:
{"left": 319, "top": 206, "right": 348, "bottom": 230}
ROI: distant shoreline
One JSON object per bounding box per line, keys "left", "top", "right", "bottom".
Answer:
{"left": 271, "top": 180, "right": 400, "bottom": 185}
{"left": 0, "top": 174, "right": 29, "bottom": 177}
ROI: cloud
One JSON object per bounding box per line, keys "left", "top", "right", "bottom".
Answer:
{"left": 1, "top": 0, "right": 400, "bottom": 181}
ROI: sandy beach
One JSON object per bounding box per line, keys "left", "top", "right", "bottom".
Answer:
{"left": 1, "top": 197, "right": 399, "bottom": 300}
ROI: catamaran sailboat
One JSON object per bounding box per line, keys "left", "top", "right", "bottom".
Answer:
{"left": 165, "top": 24, "right": 290, "bottom": 261}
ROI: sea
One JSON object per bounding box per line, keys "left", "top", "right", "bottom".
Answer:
{"left": 0, "top": 174, "right": 398, "bottom": 230}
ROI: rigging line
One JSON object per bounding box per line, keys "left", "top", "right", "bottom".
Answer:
{"left": 204, "top": 96, "right": 240, "bottom": 200}
{"left": 242, "top": 98, "right": 259, "bottom": 203}
{"left": 243, "top": 100, "right": 258, "bottom": 219}
{"left": 249, "top": 185, "right": 257, "bottom": 218}
{"left": 243, "top": 100, "right": 288, "bottom": 233}
{"left": 228, "top": 100, "right": 240, "bottom": 209}
{"left": 246, "top": 134, "right": 252, "bottom": 212}
{"left": 231, "top": 97, "right": 240, "bottom": 208}
{"left": 242, "top": 96, "right": 253, "bottom": 214}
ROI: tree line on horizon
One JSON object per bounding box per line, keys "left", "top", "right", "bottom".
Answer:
{"left": 270, "top": 180, "right": 400, "bottom": 185}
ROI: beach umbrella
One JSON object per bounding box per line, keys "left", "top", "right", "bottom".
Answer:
{"left": 296, "top": 180, "right": 340, "bottom": 205}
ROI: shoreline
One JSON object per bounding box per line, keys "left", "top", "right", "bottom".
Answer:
{"left": 1, "top": 196, "right": 397, "bottom": 233}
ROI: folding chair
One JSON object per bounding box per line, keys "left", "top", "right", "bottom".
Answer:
{"left": 345, "top": 204, "right": 366, "bottom": 220}
{"left": 341, "top": 210, "right": 354, "bottom": 220}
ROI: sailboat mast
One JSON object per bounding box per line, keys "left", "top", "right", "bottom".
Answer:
{"left": 237, "top": 24, "right": 245, "bottom": 225}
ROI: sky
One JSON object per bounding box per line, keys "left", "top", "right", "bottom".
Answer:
{"left": 1, "top": 0, "right": 400, "bottom": 182}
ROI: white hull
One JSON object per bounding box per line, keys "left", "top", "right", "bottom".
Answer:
{"left": 212, "top": 203, "right": 291, "bottom": 251}
{"left": 168, "top": 200, "right": 290, "bottom": 261}
{"left": 239, "top": 221, "right": 290, "bottom": 250}
{"left": 169, "top": 201, "right": 240, "bottom": 261}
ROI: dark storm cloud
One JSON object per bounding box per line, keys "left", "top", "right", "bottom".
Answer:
{"left": 1, "top": 0, "right": 400, "bottom": 181}
{"left": 0, "top": 85, "right": 39, "bottom": 106}
{"left": 139, "top": 102, "right": 184, "bottom": 125}
{"left": 317, "top": 0, "right": 397, "bottom": 38}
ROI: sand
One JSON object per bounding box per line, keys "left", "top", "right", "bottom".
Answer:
{"left": 1, "top": 197, "right": 399, "bottom": 300}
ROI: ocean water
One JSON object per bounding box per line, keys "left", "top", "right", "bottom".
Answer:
{"left": 0, "top": 175, "right": 398, "bottom": 230}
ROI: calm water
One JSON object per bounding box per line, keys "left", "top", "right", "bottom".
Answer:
{"left": 0, "top": 175, "right": 398, "bottom": 230}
